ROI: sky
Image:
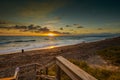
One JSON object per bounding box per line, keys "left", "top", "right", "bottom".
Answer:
{"left": 0, "top": 0, "right": 120, "bottom": 36}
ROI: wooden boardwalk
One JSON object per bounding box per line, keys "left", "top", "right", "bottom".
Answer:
{"left": 0, "top": 56, "right": 97, "bottom": 80}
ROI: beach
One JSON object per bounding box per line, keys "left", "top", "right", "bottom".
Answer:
{"left": 0, "top": 36, "right": 120, "bottom": 73}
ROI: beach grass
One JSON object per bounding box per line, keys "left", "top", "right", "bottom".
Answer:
{"left": 69, "top": 59, "right": 120, "bottom": 80}
{"left": 96, "top": 46, "right": 120, "bottom": 66}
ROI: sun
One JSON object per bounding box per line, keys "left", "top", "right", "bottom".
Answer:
{"left": 43, "top": 33, "right": 58, "bottom": 36}
{"left": 47, "top": 33, "right": 58, "bottom": 36}
{"left": 48, "top": 33, "right": 54, "bottom": 36}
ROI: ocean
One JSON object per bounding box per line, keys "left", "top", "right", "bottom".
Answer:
{"left": 0, "top": 33, "right": 119, "bottom": 54}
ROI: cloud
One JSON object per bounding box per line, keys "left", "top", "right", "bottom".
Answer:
{"left": 66, "top": 25, "right": 72, "bottom": 27}
{"left": 0, "top": 20, "right": 7, "bottom": 24}
{"left": 0, "top": 20, "right": 13, "bottom": 25}
{"left": 97, "top": 28, "right": 103, "bottom": 30}
{"left": 20, "top": 0, "right": 66, "bottom": 18}
{"left": 77, "top": 26, "right": 84, "bottom": 28}
{"left": 15, "top": 25, "right": 50, "bottom": 33}
{"left": 45, "top": 20, "right": 59, "bottom": 25}
{"left": 62, "top": 32, "right": 70, "bottom": 34}
{"left": 73, "top": 24, "right": 84, "bottom": 28}
{"left": 0, "top": 21, "right": 71, "bottom": 35}
{"left": 60, "top": 27, "right": 63, "bottom": 30}
{"left": 73, "top": 24, "right": 79, "bottom": 26}
{"left": 14, "top": 25, "right": 28, "bottom": 29}
{"left": 37, "top": 27, "right": 50, "bottom": 32}
{"left": 44, "top": 16, "right": 62, "bottom": 25}
{"left": 66, "top": 24, "right": 84, "bottom": 28}
{"left": 0, "top": 20, "right": 20, "bottom": 27}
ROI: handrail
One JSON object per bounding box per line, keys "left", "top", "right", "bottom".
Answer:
{"left": 0, "top": 67, "right": 19, "bottom": 80}
{"left": 56, "top": 56, "right": 97, "bottom": 80}
{"left": 0, "top": 62, "right": 55, "bottom": 80}
{"left": 13, "top": 67, "right": 19, "bottom": 79}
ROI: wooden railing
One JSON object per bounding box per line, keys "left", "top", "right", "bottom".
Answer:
{"left": 56, "top": 56, "right": 97, "bottom": 80}
{"left": 0, "top": 56, "right": 97, "bottom": 80}
{"left": 0, "top": 67, "right": 19, "bottom": 80}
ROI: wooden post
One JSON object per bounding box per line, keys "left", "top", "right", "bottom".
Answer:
{"left": 56, "top": 65, "right": 61, "bottom": 80}
{"left": 45, "top": 67, "right": 48, "bottom": 80}
{"left": 34, "top": 64, "right": 37, "bottom": 80}
{"left": 45, "top": 67, "right": 48, "bottom": 75}
{"left": 40, "top": 69, "right": 43, "bottom": 80}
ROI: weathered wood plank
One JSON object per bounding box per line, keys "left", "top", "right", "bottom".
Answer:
{"left": 56, "top": 56, "right": 97, "bottom": 80}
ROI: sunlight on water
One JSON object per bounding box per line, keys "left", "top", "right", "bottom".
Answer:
{"left": 47, "top": 46, "right": 56, "bottom": 49}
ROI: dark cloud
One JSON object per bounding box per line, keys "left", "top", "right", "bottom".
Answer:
{"left": 62, "top": 32, "right": 70, "bottom": 34}
{"left": 66, "top": 25, "right": 72, "bottom": 27}
{"left": 28, "top": 24, "right": 37, "bottom": 30}
{"left": 73, "top": 24, "right": 84, "bottom": 28}
{"left": 66, "top": 24, "right": 84, "bottom": 29}
{"left": 0, "top": 25, "right": 11, "bottom": 29}
{"left": 77, "top": 26, "right": 84, "bottom": 28}
{"left": 97, "top": 28, "right": 103, "bottom": 30}
{"left": 0, "top": 23, "right": 71, "bottom": 35}
{"left": 60, "top": 27, "right": 63, "bottom": 30}
{"left": 73, "top": 24, "right": 79, "bottom": 26}
{"left": 13, "top": 24, "right": 43, "bottom": 32}
{"left": 52, "top": 31, "right": 61, "bottom": 34}
{"left": 14, "top": 25, "right": 27, "bottom": 29}
{"left": 38, "top": 27, "right": 50, "bottom": 32}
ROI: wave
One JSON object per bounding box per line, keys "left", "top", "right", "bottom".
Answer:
{"left": 0, "top": 41, "right": 11, "bottom": 45}
{"left": 0, "top": 39, "right": 36, "bottom": 45}
{"left": 14, "top": 40, "right": 36, "bottom": 42}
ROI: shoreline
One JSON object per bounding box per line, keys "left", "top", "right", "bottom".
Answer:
{"left": 0, "top": 34, "right": 120, "bottom": 55}
{"left": 0, "top": 42, "right": 85, "bottom": 56}
{"left": 0, "top": 36, "right": 119, "bottom": 56}
{"left": 0, "top": 37, "right": 109, "bottom": 55}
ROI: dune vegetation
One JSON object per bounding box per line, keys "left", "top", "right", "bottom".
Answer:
{"left": 48, "top": 46, "right": 120, "bottom": 80}
{"left": 97, "top": 46, "right": 120, "bottom": 66}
